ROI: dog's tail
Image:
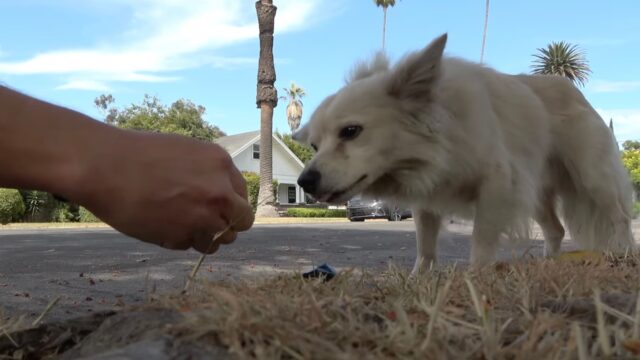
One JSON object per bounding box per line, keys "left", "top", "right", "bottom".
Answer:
{"left": 556, "top": 107, "right": 635, "bottom": 252}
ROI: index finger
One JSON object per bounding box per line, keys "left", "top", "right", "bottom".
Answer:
{"left": 226, "top": 162, "right": 248, "bottom": 200}
{"left": 228, "top": 192, "right": 254, "bottom": 232}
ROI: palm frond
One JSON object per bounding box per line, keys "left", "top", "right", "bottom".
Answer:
{"left": 282, "top": 82, "right": 306, "bottom": 132}
{"left": 374, "top": 0, "right": 396, "bottom": 8}
{"left": 531, "top": 41, "right": 591, "bottom": 87}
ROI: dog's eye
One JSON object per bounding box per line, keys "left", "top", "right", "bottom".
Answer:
{"left": 311, "top": 143, "right": 318, "bottom": 151}
{"left": 339, "top": 125, "right": 363, "bottom": 140}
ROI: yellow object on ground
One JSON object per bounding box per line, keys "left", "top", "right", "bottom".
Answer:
{"left": 557, "top": 250, "right": 603, "bottom": 262}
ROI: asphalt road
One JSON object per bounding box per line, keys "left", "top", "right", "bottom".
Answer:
{"left": 0, "top": 220, "right": 570, "bottom": 322}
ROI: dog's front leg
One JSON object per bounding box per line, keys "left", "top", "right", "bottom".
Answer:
{"left": 470, "top": 216, "right": 502, "bottom": 266}
{"left": 470, "top": 179, "right": 511, "bottom": 265}
{"left": 411, "top": 208, "right": 441, "bottom": 275}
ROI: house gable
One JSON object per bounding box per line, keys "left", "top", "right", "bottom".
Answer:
{"left": 222, "top": 133, "right": 304, "bottom": 181}
{"left": 216, "top": 131, "right": 308, "bottom": 204}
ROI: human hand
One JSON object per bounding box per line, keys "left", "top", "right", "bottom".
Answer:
{"left": 69, "top": 129, "right": 254, "bottom": 254}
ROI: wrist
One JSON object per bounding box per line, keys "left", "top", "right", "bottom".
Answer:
{"left": 57, "top": 122, "right": 129, "bottom": 206}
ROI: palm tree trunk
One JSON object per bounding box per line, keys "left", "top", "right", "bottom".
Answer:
{"left": 382, "top": 7, "right": 387, "bottom": 51}
{"left": 255, "top": 0, "right": 279, "bottom": 217}
{"left": 480, "top": 0, "right": 490, "bottom": 63}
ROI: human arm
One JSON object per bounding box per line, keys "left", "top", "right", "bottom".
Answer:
{"left": 0, "top": 86, "right": 253, "bottom": 253}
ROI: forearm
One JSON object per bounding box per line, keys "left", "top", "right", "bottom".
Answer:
{"left": 0, "top": 86, "right": 117, "bottom": 198}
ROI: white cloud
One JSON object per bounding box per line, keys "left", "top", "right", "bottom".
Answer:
{"left": 589, "top": 80, "right": 640, "bottom": 93}
{"left": 56, "top": 80, "right": 111, "bottom": 92}
{"left": 208, "top": 56, "right": 256, "bottom": 69}
{"left": 0, "top": 0, "right": 328, "bottom": 89}
{"left": 596, "top": 108, "right": 640, "bottom": 142}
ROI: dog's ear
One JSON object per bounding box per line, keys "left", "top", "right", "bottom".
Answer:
{"left": 292, "top": 125, "right": 309, "bottom": 143}
{"left": 387, "top": 33, "right": 447, "bottom": 102}
{"left": 346, "top": 52, "right": 390, "bottom": 84}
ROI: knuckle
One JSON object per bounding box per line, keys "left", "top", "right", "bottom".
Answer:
{"left": 217, "top": 150, "right": 233, "bottom": 170}
{"left": 237, "top": 174, "right": 247, "bottom": 188}
{"left": 222, "top": 231, "right": 237, "bottom": 244}
{"left": 163, "top": 240, "right": 190, "bottom": 251}
{"left": 214, "top": 232, "right": 236, "bottom": 247}
{"left": 206, "top": 192, "right": 233, "bottom": 211}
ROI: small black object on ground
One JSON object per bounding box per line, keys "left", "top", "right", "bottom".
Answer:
{"left": 302, "top": 263, "right": 337, "bottom": 281}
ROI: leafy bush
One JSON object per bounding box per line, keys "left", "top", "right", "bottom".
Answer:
{"left": 286, "top": 208, "right": 346, "bottom": 218}
{"left": 79, "top": 207, "right": 101, "bottom": 222}
{"left": 634, "top": 202, "right": 640, "bottom": 219}
{"left": 17, "top": 190, "right": 76, "bottom": 222}
{"left": 243, "top": 172, "right": 260, "bottom": 210}
{"left": 0, "top": 188, "right": 26, "bottom": 224}
{"left": 242, "top": 172, "right": 278, "bottom": 211}
{"left": 50, "top": 203, "right": 79, "bottom": 223}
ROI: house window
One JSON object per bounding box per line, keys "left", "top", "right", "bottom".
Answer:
{"left": 252, "top": 143, "right": 260, "bottom": 159}
{"left": 288, "top": 186, "right": 296, "bottom": 204}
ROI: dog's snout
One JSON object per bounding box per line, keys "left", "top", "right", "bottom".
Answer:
{"left": 297, "top": 169, "right": 321, "bottom": 194}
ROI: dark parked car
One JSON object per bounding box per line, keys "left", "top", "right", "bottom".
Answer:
{"left": 346, "top": 197, "right": 412, "bottom": 222}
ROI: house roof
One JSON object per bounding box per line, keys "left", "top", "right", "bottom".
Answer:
{"left": 215, "top": 130, "right": 260, "bottom": 154}
{"left": 215, "top": 130, "right": 305, "bottom": 169}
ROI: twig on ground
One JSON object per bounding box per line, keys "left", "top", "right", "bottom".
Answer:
{"left": 183, "top": 198, "right": 268, "bottom": 292}
{"left": 32, "top": 295, "right": 61, "bottom": 327}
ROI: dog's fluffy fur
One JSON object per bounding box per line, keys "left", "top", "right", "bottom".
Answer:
{"left": 294, "top": 34, "right": 635, "bottom": 272}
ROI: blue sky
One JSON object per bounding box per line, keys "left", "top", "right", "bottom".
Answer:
{"left": 1, "top": 0, "right": 639, "bottom": 141}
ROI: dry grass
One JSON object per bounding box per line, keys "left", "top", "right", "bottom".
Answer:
{"left": 162, "top": 253, "right": 640, "bottom": 359}
{"left": 4, "top": 253, "right": 640, "bottom": 359}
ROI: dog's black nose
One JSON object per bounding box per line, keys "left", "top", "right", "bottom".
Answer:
{"left": 298, "top": 169, "right": 321, "bottom": 194}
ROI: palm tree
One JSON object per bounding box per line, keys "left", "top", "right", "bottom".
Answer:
{"left": 480, "top": 0, "right": 490, "bottom": 63}
{"left": 374, "top": 0, "right": 397, "bottom": 51}
{"left": 280, "top": 82, "right": 306, "bottom": 132}
{"left": 531, "top": 41, "right": 592, "bottom": 87}
{"left": 255, "top": 0, "right": 279, "bottom": 217}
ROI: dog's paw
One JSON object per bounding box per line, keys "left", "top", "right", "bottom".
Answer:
{"left": 411, "top": 257, "right": 435, "bottom": 276}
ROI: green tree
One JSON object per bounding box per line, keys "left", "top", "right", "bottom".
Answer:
{"left": 94, "top": 94, "right": 117, "bottom": 124}
{"left": 276, "top": 132, "right": 314, "bottom": 164}
{"left": 623, "top": 140, "right": 640, "bottom": 151}
{"left": 255, "top": 0, "right": 279, "bottom": 217}
{"left": 531, "top": 41, "right": 592, "bottom": 87}
{"left": 280, "top": 82, "right": 305, "bottom": 132}
{"left": 94, "top": 94, "right": 225, "bottom": 141}
{"left": 622, "top": 149, "right": 640, "bottom": 194}
{"left": 374, "top": 0, "right": 398, "bottom": 51}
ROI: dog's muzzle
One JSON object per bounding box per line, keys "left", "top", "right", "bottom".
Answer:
{"left": 297, "top": 169, "right": 321, "bottom": 195}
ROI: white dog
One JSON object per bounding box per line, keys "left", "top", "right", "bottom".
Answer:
{"left": 294, "top": 34, "right": 635, "bottom": 273}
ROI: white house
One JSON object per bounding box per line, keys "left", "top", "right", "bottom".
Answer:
{"left": 215, "top": 131, "right": 306, "bottom": 204}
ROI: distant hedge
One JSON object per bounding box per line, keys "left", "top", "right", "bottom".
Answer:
{"left": 242, "top": 172, "right": 278, "bottom": 212}
{"left": 79, "top": 207, "right": 101, "bottom": 222}
{"left": 286, "top": 208, "right": 346, "bottom": 218}
{"left": 0, "top": 188, "right": 26, "bottom": 224}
